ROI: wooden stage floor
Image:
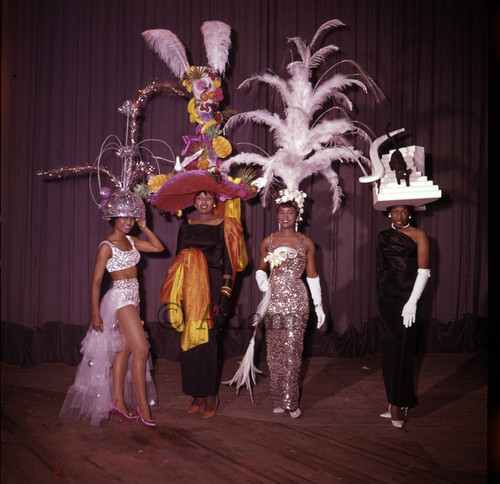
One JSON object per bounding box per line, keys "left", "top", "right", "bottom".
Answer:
{"left": 1, "top": 351, "right": 489, "bottom": 483}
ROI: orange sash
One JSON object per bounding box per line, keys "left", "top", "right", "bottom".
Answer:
{"left": 159, "top": 218, "right": 248, "bottom": 352}
{"left": 223, "top": 217, "right": 248, "bottom": 279}
{"left": 159, "top": 248, "right": 213, "bottom": 352}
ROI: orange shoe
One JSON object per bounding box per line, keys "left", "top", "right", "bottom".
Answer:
{"left": 203, "top": 396, "right": 219, "bottom": 419}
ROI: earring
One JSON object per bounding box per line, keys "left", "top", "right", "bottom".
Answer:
{"left": 213, "top": 204, "right": 216, "bottom": 208}
{"left": 278, "top": 222, "right": 282, "bottom": 231}
{"left": 295, "top": 222, "right": 298, "bottom": 231}
{"left": 409, "top": 215, "right": 412, "bottom": 219}
{"left": 388, "top": 213, "right": 392, "bottom": 218}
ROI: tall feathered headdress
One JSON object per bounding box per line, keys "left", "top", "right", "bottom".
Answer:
{"left": 221, "top": 19, "right": 384, "bottom": 213}
{"left": 141, "top": 22, "right": 260, "bottom": 214}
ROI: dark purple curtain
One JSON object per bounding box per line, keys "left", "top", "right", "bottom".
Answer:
{"left": 1, "top": 0, "right": 488, "bottom": 366}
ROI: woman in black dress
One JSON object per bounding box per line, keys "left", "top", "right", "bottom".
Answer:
{"left": 160, "top": 190, "right": 243, "bottom": 418}
{"left": 376, "top": 205, "right": 430, "bottom": 428}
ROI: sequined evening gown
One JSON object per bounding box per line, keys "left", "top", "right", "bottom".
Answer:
{"left": 264, "top": 234, "right": 309, "bottom": 412}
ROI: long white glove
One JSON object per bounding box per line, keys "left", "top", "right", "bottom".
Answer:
{"left": 402, "top": 268, "right": 430, "bottom": 328}
{"left": 255, "top": 269, "right": 269, "bottom": 292}
{"left": 307, "top": 276, "right": 326, "bottom": 329}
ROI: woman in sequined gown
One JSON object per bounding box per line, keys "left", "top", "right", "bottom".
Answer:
{"left": 255, "top": 201, "right": 325, "bottom": 418}
{"left": 59, "top": 217, "right": 164, "bottom": 426}
{"left": 376, "top": 205, "right": 430, "bottom": 428}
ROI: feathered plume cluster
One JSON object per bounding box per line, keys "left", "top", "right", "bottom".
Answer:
{"left": 221, "top": 19, "right": 383, "bottom": 213}
{"left": 140, "top": 21, "right": 260, "bottom": 212}
{"left": 142, "top": 20, "right": 231, "bottom": 80}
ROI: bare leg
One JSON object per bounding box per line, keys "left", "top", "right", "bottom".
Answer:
{"left": 116, "top": 305, "right": 152, "bottom": 421}
{"left": 112, "top": 337, "right": 132, "bottom": 415}
{"left": 205, "top": 395, "right": 217, "bottom": 411}
{"left": 390, "top": 404, "right": 403, "bottom": 421}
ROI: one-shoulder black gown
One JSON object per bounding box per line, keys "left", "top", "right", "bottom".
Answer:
{"left": 376, "top": 228, "right": 419, "bottom": 408}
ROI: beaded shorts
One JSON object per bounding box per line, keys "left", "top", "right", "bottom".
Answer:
{"left": 112, "top": 278, "right": 140, "bottom": 309}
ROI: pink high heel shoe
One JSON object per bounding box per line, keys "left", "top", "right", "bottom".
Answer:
{"left": 109, "top": 403, "right": 137, "bottom": 421}
{"left": 136, "top": 406, "right": 157, "bottom": 428}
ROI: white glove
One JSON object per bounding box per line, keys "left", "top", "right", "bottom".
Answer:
{"left": 255, "top": 269, "right": 269, "bottom": 292}
{"left": 402, "top": 268, "right": 430, "bottom": 328}
{"left": 307, "top": 276, "right": 326, "bottom": 329}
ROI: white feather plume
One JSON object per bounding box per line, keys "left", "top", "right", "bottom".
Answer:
{"left": 142, "top": 29, "right": 190, "bottom": 80}
{"left": 223, "top": 289, "right": 269, "bottom": 402}
{"left": 309, "top": 45, "right": 339, "bottom": 70}
{"left": 310, "top": 19, "right": 345, "bottom": 50}
{"left": 221, "top": 19, "right": 383, "bottom": 212}
{"left": 238, "top": 74, "right": 291, "bottom": 105}
{"left": 222, "top": 331, "right": 262, "bottom": 403}
{"left": 201, "top": 21, "right": 231, "bottom": 75}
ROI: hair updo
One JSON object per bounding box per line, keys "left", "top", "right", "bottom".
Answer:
{"left": 277, "top": 200, "right": 299, "bottom": 215}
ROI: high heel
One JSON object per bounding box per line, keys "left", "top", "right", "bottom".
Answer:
{"left": 390, "top": 405, "right": 407, "bottom": 429}
{"left": 203, "top": 396, "right": 219, "bottom": 419}
{"left": 392, "top": 407, "right": 408, "bottom": 428}
{"left": 380, "top": 404, "right": 391, "bottom": 419}
{"left": 289, "top": 408, "right": 302, "bottom": 419}
{"left": 391, "top": 418, "right": 404, "bottom": 428}
{"left": 380, "top": 405, "right": 408, "bottom": 428}
{"left": 136, "top": 405, "right": 157, "bottom": 428}
{"left": 109, "top": 403, "right": 137, "bottom": 421}
{"left": 188, "top": 397, "right": 205, "bottom": 414}
{"left": 380, "top": 405, "right": 408, "bottom": 418}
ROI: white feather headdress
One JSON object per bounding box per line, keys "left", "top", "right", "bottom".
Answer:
{"left": 221, "top": 19, "right": 383, "bottom": 212}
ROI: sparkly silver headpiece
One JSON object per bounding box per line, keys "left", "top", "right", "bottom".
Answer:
{"left": 101, "top": 190, "right": 146, "bottom": 220}
{"left": 36, "top": 80, "right": 186, "bottom": 217}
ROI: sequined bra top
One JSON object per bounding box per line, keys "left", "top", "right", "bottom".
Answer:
{"left": 99, "top": 236, "right": 140, "bottom": 273}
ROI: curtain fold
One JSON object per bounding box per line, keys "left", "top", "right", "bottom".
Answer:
{"left": 1, "top": 0, "right": 487, "bottom": 366}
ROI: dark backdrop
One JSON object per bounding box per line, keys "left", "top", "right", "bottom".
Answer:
{"left": 1, "top": 0, "right": 488, "bottom": 366}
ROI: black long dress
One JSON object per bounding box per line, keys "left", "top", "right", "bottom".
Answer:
{"left": 176, "top": 219, "right": 232, "bottom": 397}
{"left": 376, "top": 228, "right": 419, "bottom": 408}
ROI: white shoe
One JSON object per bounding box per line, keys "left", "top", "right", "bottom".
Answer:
{"left": 391, "top": 419, "right": 404, "bottom": 428}
{"left": 380, "top": 405, "right": 391, "bottom": 419}
{"left": 273, "top": 407, "right": 285, "bottom": 414}
{"left": 289, "top": 408, "right": 302, "bottom": 419}
{"left": 393, "top": 407, "right": 408, "bottom": 428}
{"left": 381, "top": 405, "right": 408, "bottom": 428}
{"left": 380, "top": 405, "right": 408, "bottom": 420}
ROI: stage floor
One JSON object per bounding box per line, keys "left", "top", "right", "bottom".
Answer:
{"left": 1, "top": 352, "right": 488, "bottom": 483}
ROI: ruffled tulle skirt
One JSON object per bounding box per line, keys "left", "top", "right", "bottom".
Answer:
{"left": 59, "top": 280, "right": 157, "bottom": 426}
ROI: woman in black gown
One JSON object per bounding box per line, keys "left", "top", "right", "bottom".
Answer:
{"left": 160, "top": 190, "right": 243, "bottom": 418}
{"left": 376, "top": 205, "right": 430, "bottom": 428}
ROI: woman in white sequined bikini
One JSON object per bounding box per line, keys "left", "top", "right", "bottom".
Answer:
{"left": 60, "top": 192, "right": 164, "bottom": 427}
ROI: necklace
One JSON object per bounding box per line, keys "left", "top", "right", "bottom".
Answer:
{"left": 391, "top": 223, "right": 410, "bottom": 230}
